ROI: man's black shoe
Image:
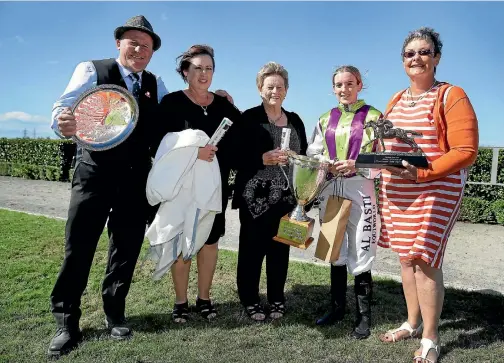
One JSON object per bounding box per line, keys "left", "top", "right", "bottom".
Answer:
{"left": 47, "top": 327, "right": 82, "bottom": 359}
{"left": 105, "top": 319, "right": 132, "bottom": 340}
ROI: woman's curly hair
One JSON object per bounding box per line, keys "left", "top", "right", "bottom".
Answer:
{"left": 401, "top": 27, "right": 443, "bottom": 58}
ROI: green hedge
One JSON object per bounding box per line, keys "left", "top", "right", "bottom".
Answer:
{"left": 490, "top": 199, "right": 504, "bottom": 225}
{"left": 461, "top": 148, "right": 504, "bottom": 224}
{"left": 464, "top": 148, "right": 504, "bottom": 201}
{"left": 0, "top": 138, "right": 76, "bottom": 182}
{"left": 0, "top": 138, "right": 502, "bottom": 225}
{"left": 458, "top": 197, "right": 493, "bottom": 224}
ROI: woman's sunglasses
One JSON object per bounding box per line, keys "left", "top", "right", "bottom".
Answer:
{"left": 403, "top": 49, "right": 434, "bottom": 59}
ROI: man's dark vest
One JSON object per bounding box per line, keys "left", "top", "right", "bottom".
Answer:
{"left": 80, "top": 58, "right": 159, "bottom": 169}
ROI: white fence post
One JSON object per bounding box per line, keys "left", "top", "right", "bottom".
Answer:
{"left": 467, "top": 146, "right": 503, "bottom": 187}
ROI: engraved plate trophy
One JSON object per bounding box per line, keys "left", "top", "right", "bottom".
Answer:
{"left": 71, "top": 84, "right": 139, "bottom": 151}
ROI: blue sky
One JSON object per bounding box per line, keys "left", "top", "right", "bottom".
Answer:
{"left": 1, "top": 1, "right": 503, "bottom": 146}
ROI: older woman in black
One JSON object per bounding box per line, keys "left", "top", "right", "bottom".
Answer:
{"left": 232, "top": 62, "right": 308, "bottom": 321}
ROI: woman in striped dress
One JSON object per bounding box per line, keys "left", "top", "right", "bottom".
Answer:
{"left": 377, "top": 28, "right": 478, "bottom": 363}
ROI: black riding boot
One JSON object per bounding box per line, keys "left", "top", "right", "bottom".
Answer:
{"left": 352, "top": 271, "right": 373, "bottom": 339}
{"left": 47, "top": 312, "right": 82, "bottom": 358}
{"left": 316, "top": 265, "right": 347, "bottom": 325}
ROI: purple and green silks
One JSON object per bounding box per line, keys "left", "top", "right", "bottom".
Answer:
{"left": 318, "top": 100, "right": 382, "bottom": 161}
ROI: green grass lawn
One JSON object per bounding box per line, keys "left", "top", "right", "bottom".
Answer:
{"left": 0, "top": 209, "right": 502, "bottom": 363}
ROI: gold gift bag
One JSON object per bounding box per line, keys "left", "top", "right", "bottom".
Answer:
{"left": 314, "top": 194, "right": 352, "bottom": 263}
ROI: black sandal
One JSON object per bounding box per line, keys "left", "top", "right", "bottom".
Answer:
{"left": 245, "top": 303, "right": 266, "bottom": 321}
{"left": 172, "top": 302, "right": 189, "bottom": 323}
{"left": 196, "top": 298, "right": 217, "bottom": 321}
{"left": 269, "top": 302, "right": 286, "bottom": 319}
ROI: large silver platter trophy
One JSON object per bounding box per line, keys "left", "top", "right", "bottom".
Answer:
{"left": 71, "top": 84, "right": 139, "bottom": 151}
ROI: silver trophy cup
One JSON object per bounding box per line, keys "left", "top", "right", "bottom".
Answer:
{"left": 274, "top": 154, "right": 330, "bottom": 248}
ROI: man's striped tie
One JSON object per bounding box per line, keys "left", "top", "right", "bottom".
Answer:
{"left": 129, "top": 73, "right": 141, "bottom": 100}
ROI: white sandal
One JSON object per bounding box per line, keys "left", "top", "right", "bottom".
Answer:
{"left": 381, "top": 321, "right": 423, "bottom": 342}
{"left": 414, "top": 338, "right": 440, "bottom": 363}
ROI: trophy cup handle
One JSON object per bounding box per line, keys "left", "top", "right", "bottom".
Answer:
{"left": 278, "top": 164, "right": 290, "bottom": 191}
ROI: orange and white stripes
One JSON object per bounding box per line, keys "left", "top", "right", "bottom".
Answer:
{"left": 378, "top": 87, "right": 466, "bottom": 268}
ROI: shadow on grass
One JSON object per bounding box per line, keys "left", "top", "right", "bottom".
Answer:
{"left": 437, "top": 285, "right": 504, "bottom": 355}
{"left": 285, "top": 280, "right": 504, "bottom": 354}
{"left": 113, "top": 279, "right": 504, "bottom": 355}
{"left": 79, "top": 313, "right": 174, "bottom": 339}
{"left": 83, "top": 300, "right": 274, "bottom": 337}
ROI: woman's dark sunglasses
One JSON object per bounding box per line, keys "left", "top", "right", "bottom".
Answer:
{"left": 403, "top": 49, "right": 434, "bottom": 59}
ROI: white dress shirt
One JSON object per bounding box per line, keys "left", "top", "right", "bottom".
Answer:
{"left": 51, "top": 59, "right": 168, "bottom": 138}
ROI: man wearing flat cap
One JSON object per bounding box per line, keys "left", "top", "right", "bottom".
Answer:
{"left": 47, "top": 15, "right": 167, "bottom": 358}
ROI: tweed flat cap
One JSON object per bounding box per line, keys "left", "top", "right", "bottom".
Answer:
{"left": 114, "top": 15, "right": 161, "bottom": 51}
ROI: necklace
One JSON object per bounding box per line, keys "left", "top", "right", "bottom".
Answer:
{"left": 201, "top": 105, "right": 208, "bottom": 116}
{"left": 407, "top": 80, "right": 438, "bottom": 107}
{"left": 264, "top": 105, "right": 284, "bottom": 125}
{"left": 188, "top": 89, "right": 210, "bottom": 116}
{"left": 268, "top": 112, "right": 284, "bottom": 125}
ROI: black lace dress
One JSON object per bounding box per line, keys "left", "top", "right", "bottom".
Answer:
{"left": 242, "top": 121, "right": 301, "bottom": 219}
{"left": 232, "top": 105, "right": 308, "bottom": 221}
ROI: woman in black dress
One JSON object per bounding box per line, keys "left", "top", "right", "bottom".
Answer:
{"left": 157, "top": 45, "right": 241, "bottom": 323}
{"left": 232, "top": 62, "right": 308, "bottom": 321}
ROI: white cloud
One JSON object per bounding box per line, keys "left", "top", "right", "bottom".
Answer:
{"left": 161, "top": 12, "right": 168, "bottom": 21}
{"left": 14, "top": 35, "right": 25, "bottom": 43}
{"left": 0, "top": 111, "right": 49, "bottom": 123}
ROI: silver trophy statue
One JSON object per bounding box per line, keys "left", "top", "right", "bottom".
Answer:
{"left": 355, "top": 119, "right": 428, "bottom": 168}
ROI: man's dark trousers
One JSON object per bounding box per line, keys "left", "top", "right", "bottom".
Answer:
{"left": 49, "top": 58, "right": 159, "bottom": 331}
{"left": 49, "top": 159, "right": 150, "bottom": 328}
